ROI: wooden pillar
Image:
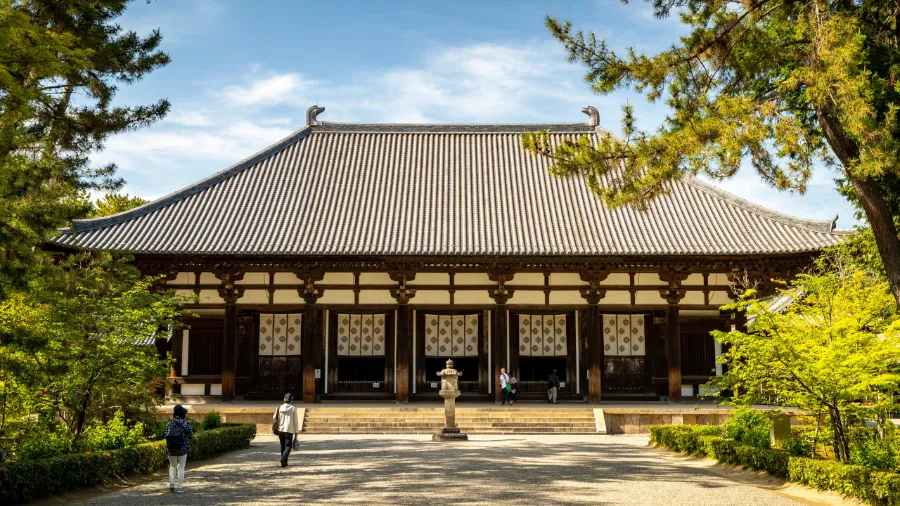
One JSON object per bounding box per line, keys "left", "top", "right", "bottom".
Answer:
{"left": 295, "top": 271, "right": 324, "bottom": 403}
{"left": 395, "top": 304, "right": 411, "bottom": 403}
{"left": 301, "top": 302, "right": 320, "bottom": 403}
{"left": 586, "top": 306, "right": 602, "bottom": 404}
{"left": 579, "top": 271, "right": 607, "bottom": 405}
{"left": 222, "top": 302, "right": 237, "bottom": 401}
{"left": 660, "top": 270, "right": 688, "bottom": 404}
{"left": 492, "top": 304, "right": 508, "bottom": 404}
{"left": 389, "top": 272, "right": 416, "bottom": 404}
{"left": 666, "top": 303, "right": 681, "bottom": 403}
{"left": 216, "top": 271, "right": 244, "bottom": 402}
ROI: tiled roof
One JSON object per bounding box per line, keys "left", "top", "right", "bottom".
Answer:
{"left": 52, "top": 112, "right": 845, "bottom": 257}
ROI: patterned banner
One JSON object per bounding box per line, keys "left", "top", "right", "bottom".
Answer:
{"left": 336, "top": 313, "right": 386, "bottom": 356}
{"left": 518, "top": 314, "right": 568, "bottom": 356}
{"left": 603, "top": 314, "right": 645, "bottom": 357}
{"left": 424, "top": 314, "right": 479, "bottom": 357}
{"left": 259, "top": 313, "right": 302, "bottom": 356}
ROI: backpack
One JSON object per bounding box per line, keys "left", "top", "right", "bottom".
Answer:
{"left": 272, "top": 408, "right": 281, "bottom": 435}
{"left": 165, "top": 421, "right": 186, "bottom": 451}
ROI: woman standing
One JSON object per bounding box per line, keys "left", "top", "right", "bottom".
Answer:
{"left": 273, "top": 393, "right": 301, "bottom": 467}
{"left": 164, "top": 404, "right": 194, "bottom": 494}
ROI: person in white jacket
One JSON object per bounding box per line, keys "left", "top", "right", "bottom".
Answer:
{"left": 273, "top": 393, "right": 301, "bottom": 467}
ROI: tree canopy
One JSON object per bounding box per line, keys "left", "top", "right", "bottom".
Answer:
{"left": 524, "top": 0, "right": 900, "bottom": 304}
{"left": 0, "top": 0, "right": 169, "bottom": 294}
{"left": 88, "top": 193, "right": 148, "bottom": 218}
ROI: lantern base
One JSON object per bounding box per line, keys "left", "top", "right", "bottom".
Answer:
{"left": 432, "top": 427, "right": 468, "bottom": 441}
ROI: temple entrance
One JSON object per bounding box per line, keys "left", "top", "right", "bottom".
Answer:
{"left": 336, "top": 356, "right": 387, "bottom": 393}
{"left": 600, "top": 313, "right": 650, "bottom": 394}
{"left": 255, "top": 313, "right": 303, "bottom": 395}
{"left": 424, "top": 357, "right": 479, "bottom": 393}
{"left": 518, "top": 356, "right": 566, "bottom": 393}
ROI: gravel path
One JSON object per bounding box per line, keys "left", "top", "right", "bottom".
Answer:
{"left": 70, "top": 435, "right": 838, "bottom": 505}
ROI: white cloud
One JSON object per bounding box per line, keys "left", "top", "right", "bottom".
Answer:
{"left": 223, "top": 73, "right": 315, "bottom": 107}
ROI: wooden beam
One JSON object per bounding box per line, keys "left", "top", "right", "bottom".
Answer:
{"left": 587, "top": 306, "right": 602, "bottom": 404}
{"left": 667, "top": 303, "right": 682, "bottom": 403}
{"left": 492, "top": 305, "right": 508, "bottom": 404}
{"left": 222, "top": 302, "right": 237, "bottom": 401}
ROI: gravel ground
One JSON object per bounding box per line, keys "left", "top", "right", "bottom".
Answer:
{"left": 68, "top": 435, "right": 843, "bottom": 505}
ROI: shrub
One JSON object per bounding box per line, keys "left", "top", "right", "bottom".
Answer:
{"left": 187, "top": 417, "right": 202, "bottom": 434}
{"left": 15, "top": 425, "right": 72, "bottom": 461}
{"left": 145, "top": 420, "right": 167, "bottom": 441}
{"left": 201, "top": 411, "right": 224, "bottom": 431}
{"left": 724, "top": 407, "right": 771, "bottom": 449}
{"left": 784, "top": 434, "right": 814, "bottom": 458}
{"left": 76, "top": 411, "right": 147, "bottom": 452}
{"left": 0, "top": 423, "right": 256, "bottom": 504}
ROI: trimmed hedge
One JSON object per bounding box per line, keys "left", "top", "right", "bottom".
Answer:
{"left": 650, "top": 425, "right": 900, "bottom": 506}
{"left": 0, "top": 423, "right": 256, "bottom": 504}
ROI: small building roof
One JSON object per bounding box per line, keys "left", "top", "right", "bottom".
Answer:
{"left": 52, "top": 108, "right": 845, "bottom": 257}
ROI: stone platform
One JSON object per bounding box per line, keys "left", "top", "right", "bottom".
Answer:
{"left": 156, "top": 400, "right": 804, "bottom": 435}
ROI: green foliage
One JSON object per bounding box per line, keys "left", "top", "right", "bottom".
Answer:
{"left": 0, "top": 251, "right": 189, "bottom": 445}
{"left": 0, "top": 424, "right": 255, "bottom": 504}
{"left": 87, "top": 193, "right": 149, "bottom": 218}
{"left": 527, "top": 0, "right": 900, "bottom": 305}
{"left": 0, "top": 0, "right": 170, "bottom": 293}
{"left": 76, "top": 412, "right": 146, "bottom": 453}
{"left": 709, "top": 259, "right": 900, "bottom": 462}
{"left": 15, "top": 424, "right": 72, "bottom": 461}
{"left": 187, "top": 417, "right": 202, "bottom": 434}
{"left": 653, "top": 424, "right": 900, "bottom": 505}
{"left": 785, "top": 433, "right": 815, "bottom": 458}
{"left": 201, "top": 411, "right": 224, "bottom": 431}
{"left": 723, "top": 407, "right": 771, "bottom": 449}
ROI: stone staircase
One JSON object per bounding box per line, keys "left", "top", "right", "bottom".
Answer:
{"left": 301, "top": 407, "right": 603, "bottom": 434}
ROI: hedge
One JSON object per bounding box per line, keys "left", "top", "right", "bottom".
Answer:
{"left": 0, "top": 423, "right": 256, "bottom": 504}
{"left": 650, "top": 425, "right": 900, "bottom": 506}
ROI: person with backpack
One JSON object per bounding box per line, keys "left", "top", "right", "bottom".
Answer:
{"left": 509, "top": 375, "right": 518, "bottom": 405}
{"left": 164, "top": 404, "right": 194, "bottom": 494}
{"left": 548, "top": 369, "right": 561, "bottom": 404}
{"left": 273, "top": 393, "right": 301, "bottom": 467}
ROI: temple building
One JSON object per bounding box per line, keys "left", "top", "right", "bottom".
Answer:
{"left": 51, "top": 106, "right": 844, "bottom": 404}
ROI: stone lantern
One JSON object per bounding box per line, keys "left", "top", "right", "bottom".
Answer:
{"left": 432, "top": 359, "right": 468, "bottom": 441}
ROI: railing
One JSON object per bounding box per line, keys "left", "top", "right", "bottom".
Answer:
{"left": 258, "top": 356, "right": 301, "bottom": 393}
{"left": 422, "top": 380, "right": 480, "bottom": 393}
{"left": 516, "top": 380, "right": 567, "bottom": 393}
{"left": 335, "top": 380, "right": 385, "bottom": 393}
{"left": 603, "top": 356, "right": 647, "bottom": 393}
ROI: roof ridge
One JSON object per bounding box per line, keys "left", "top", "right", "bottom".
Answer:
{"left": 63, "top": 126, "right": 314, "bottom": 235}
{"left": 680, "top": 175, "right": 839, "bottom": 234}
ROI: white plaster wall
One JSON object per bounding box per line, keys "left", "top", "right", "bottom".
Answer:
{"left": 708, "top": 290, "right": 733, "bottom": 306}
{"left": 181, "top": 384, "right": 205, "bottom": 396}
{"left": 175, "top": 289, "right": 196, "bottom": 301}
{"left": 601, "top": 291, "right": 631, "bottom": 305}
{"left": 682, "top": 273, "right": 706, "bottom": 286}
{"left": 209, "top": 384, "right": 222, "bottom": 396}
{"left": 549, "top": 291, "right": 584, "bottom": 305}
{"left": 198, "top": 290, "right": 224, "bottom": 304}
{"left": 358, "top": 290, "right": 394, "bottom": 304}
{"left": 321, "top": 273, "right": 354, "bottom": 284}
{"left": 709, "top": 273, "right": 731, "bottom": 288}
{"left": 236, "top": 273, "right": 267, "bottom": 285}
{"left": 198, "top": 272, "right": 219, "bottom": 284}
{"left": 633, "top": 273, "right": 662, "bottom": 286}
{"left": 681, "top": 310, "right": 721, "bottom": 317}
{"left": 634, "top": 291, "right": 665, "bottom": 305}
{"left": 317, "top": 290, "right": 355, "bottom": 304}
{"left": 601, "top": 273, "right": 631, "bottom": 286}
{"left": 454, "top": 291, "right": 494, "bottom": 305}
{"left": 680, "top": 291, "right": 705, "bottom": 305}
{"left": 173, "top": 272, "right": 194, "bottom": 285}
{"left": 359, "top": 273, "right": 395, "bottom": 285}
{"left": 409, "top": 273, "right": 450, "bottom": 285}
{"left": 507, "top": 291, "right": 544, "bottom": 304}
{"left": 549, "top": 273, "right": 585, "bottom": 286}
{"left": 273, "top": 273, "right": 300, "bottom": 284}
{"left": 410, "top": 290, "right": 451, "bottom": 304}
{"left": 273, "top": 290, "right": 303, "bottom": 304}
{"left": 507, "top": 273, "right": 543, "bottom": 286}
{"left": 239, "top": 290, "right": 269, "bottom": 304}
{"left": 454, "top": 273, "right": 491, "bottom": 285}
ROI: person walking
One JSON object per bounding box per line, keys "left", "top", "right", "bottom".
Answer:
{"left": 273, "top": 393, "right": 301, "bottom": 467}
{"left": 499, "top": 368, "right": 511, "bottom": 406}
{"left": 509, "top": 375, "right": 518, "bottom": 405}
{"left": 548, "top": 369, "right": 561, "bottom": 404}
{"left": 164, "top": 404, "right": 194, "bottom": 494}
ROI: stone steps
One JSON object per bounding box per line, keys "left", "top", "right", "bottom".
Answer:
{"left": 301, "top": 407, "right": 602, "bottom": 434}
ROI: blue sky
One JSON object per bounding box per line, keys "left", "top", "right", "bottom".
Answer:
{"left": 99, "top": 0, "right": 860, "bottom": 227}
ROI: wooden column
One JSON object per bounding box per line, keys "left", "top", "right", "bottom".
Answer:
{"left": 488, "top": 272, "right": 514, "bottom": 404}
{"left": 299, "top": 273, "right": 324, "bottom": 403}
{"left": 216, "top": 271, "right": 244, "bottom": 402}
{"left": 660, "top": 271, "right": 688, "bottom": 404}
{"left": 580, "top": 271, "right": 607, "bottom": 405}
{"left": 222, "top": 303, "right": 238, "bottom": 401}
{"left": 390, "top": 272, "right": 416, "bottom": 404}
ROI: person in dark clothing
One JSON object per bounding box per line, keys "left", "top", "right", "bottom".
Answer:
{"left": 164, "top": 404, "right": 194, "bottom": 494}
{"left": 548, "top": 370, "right": 561, "bottom": 404}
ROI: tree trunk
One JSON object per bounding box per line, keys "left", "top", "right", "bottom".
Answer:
{"left": 829, "top": 406, "right": 851, "bottom": 463}
{"left": 817, "top": 109, "right": 900, "bottom": 307}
